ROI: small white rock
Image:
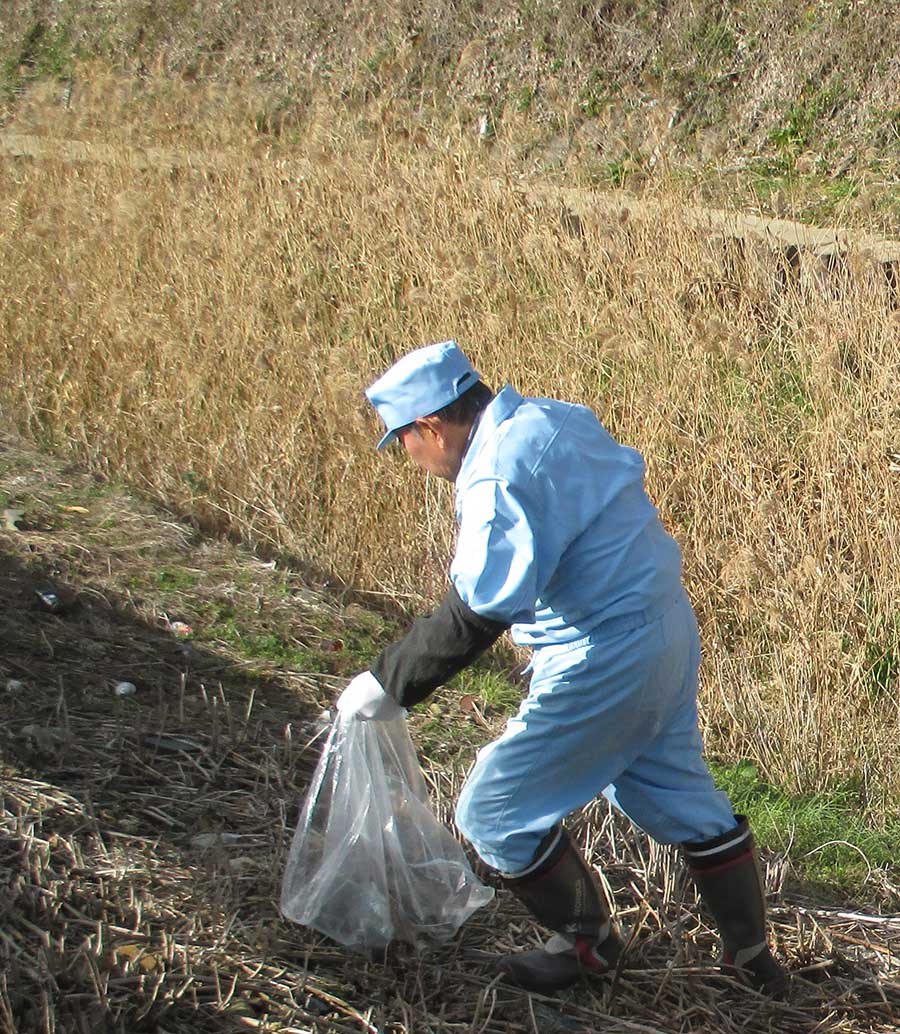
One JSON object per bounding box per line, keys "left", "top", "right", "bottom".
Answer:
{"left": 191, "top": 833, "right": 223, "bottom": 849}
{"left": 5, "top": 679, "right": 25, "bottom": 692}
{"left": 228, "top": 856, "right": 257, "bottom": 872}
{"left": 191, "top": 832, "right": 245, "bottom": 849}
{"left": 114, "top": 681, "right": 137, "bottom": 697}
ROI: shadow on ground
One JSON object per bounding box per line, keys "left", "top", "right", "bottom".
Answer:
{"left": 3, "top": 428, "right": 899, "bottom": 1034}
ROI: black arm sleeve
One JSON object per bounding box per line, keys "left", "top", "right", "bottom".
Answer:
{"left": 371, "top": 585, "right": 509, "bottom": 708}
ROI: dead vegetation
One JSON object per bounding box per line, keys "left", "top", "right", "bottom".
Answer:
{"left": 0, "top": 77, "right": 898, "bottom": 817}
{"left": 3, "top": 429, "right": 900, "bottom": 1033}
{"left": 1, "top": 1, "right": 898, "bottom": 228}
{"left": 1, "top": 8, "right": 900, "bottom": 1028}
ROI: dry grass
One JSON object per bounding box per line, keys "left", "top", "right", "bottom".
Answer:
{"left": 2, "top": 0, "right": 899, "bottom": 228}
{"left": 0, "top": 71, "right": 899, "bottom": 821}
{"left": 3, "top": 427, "right": 900, "bottom": 1034}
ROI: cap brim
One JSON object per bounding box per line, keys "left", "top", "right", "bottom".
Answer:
{"left": 376, "top": 428, "right": 399, "bottom": 450}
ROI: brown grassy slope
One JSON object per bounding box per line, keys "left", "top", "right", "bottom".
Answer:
{"left": 3, "top": 425, "right": 900, "bottom": 1034}
{"left": 1, "top": 76, "right": 898, "bottom": 810}
{"left": 1, "top": 0, "right": 898, "bottom": 228}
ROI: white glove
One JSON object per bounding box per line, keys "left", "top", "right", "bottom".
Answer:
{"left": 336, "top": 671, "right": 405, "bottom": 721}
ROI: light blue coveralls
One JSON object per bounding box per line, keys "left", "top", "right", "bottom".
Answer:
{"left": 452, "top": 387, "right": 734, "bottom": 874}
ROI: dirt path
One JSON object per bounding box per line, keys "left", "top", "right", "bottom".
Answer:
{"left": 3, "top": 425, "right": 900, "bottom": 1033}
{"left": 3, "top": 130, "right": 898, "bottom": 275}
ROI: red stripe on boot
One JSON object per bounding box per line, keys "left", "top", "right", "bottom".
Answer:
{"left": 688, "top": 848, "right": 755, "bottom": 878}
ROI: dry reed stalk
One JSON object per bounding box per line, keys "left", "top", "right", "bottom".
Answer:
{"left": 2, "top": 424, "right": 900, "bottom": 1032}
{"left": 0, "top": 75, "right": 899, "bottom": 817}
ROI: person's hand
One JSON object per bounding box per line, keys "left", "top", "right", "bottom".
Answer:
{"left": 336, "top": 671, "right": 405, "bottom": 721}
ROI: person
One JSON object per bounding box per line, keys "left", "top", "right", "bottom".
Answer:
{"left": 337, "top": 340, "right": 787, "bottom": 996}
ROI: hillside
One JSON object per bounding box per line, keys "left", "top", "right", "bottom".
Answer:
{"left": 3, "top": 428, "right": 900, "bottom": 1033}
{"left": 2, "top": 5, "right": 900, "bottom": 1030}
{"left": 1, "top": 0, "right": 898, "bottom": 230}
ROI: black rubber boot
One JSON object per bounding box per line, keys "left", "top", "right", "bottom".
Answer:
{"left": 498, "top": 826, "right": 625, "bottom": 993}
{"left": 684, "top": 816, "right": 788, "bottom": 997}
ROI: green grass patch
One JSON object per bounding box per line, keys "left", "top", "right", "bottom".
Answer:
{"left": 863, "top": 617, "right": 900, "bottom": 700}
{"left": 515, "top": 85, "right": 534, "bottom": 113}
{"left": 602, "top": 151, "right": 643, "bottom": 189}
{"left": 339, "top": 625, "right": 391, "bottom": 671}
{"left": 156, "top": 567, "right": 199, "bottom": 592}
{"left": 712, "top": 759, "right": 900, "bottom": 900}
{"left": 240, "top": 631, "right": 330, "bottom": 672}
{"left": 856, "top": 593, "right": 900, "bottom": 700}
{"left": 197, "top": 606, "right": 332, "bottom": 672}
{"left": 865, "top": 638, "right": 899, "bottom": 700}
{"left": 450, "top": 665, "right": 522, "bottom": 713}
{"left": 1, "top": 20, "right": 78, "bottom": 98}
{"left": 769, "top": 79, "right": 852, "bottom": 160}
{"left": 409, "top": 655, "right": 523, "bottom": 767}
{"left": 578, "top": 69, "right": 612, "bottom": 118}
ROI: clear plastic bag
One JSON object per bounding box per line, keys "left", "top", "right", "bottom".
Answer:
{"left": 280, "top": 713, "right": 494, "bottom": 952}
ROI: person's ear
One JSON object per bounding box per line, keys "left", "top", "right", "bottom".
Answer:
{"left": 415, "top": 415, "right": 446, "bottom": 444}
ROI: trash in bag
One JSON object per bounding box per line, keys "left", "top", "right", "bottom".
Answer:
{"left": 280, "top": 712, "right": 493, "bottom": 952}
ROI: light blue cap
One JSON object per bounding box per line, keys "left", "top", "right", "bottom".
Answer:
{"left": 365, "top": 340, "right": 481, "bottom": 450}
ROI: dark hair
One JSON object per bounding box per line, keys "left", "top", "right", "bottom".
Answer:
{"left": 430, "top": 380, "right": 494, "bottom": 426}
{"left": 393, "top": 381, "right": 494, "bottom": 443}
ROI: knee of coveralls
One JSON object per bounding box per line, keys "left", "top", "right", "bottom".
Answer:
{"left": 453, "top": 640, "right": 616, "bottom": 875}
{"left": 455, "top": 748, "right": 521, "bottom": 872}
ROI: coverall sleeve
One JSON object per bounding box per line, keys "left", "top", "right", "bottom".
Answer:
{"left": 370, "top": 585, "right": 509, "bottom": 708}
{"left": 451, "top": 475, "right": 563, "bottom": 625}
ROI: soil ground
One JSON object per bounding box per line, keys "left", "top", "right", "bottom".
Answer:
{"left": 3, "top": 424, "right": 900, "bottom": 1033}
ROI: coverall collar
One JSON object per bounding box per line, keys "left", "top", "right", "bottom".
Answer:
{"left": 457, "top": 385, "right": 523, "bottom": 488}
